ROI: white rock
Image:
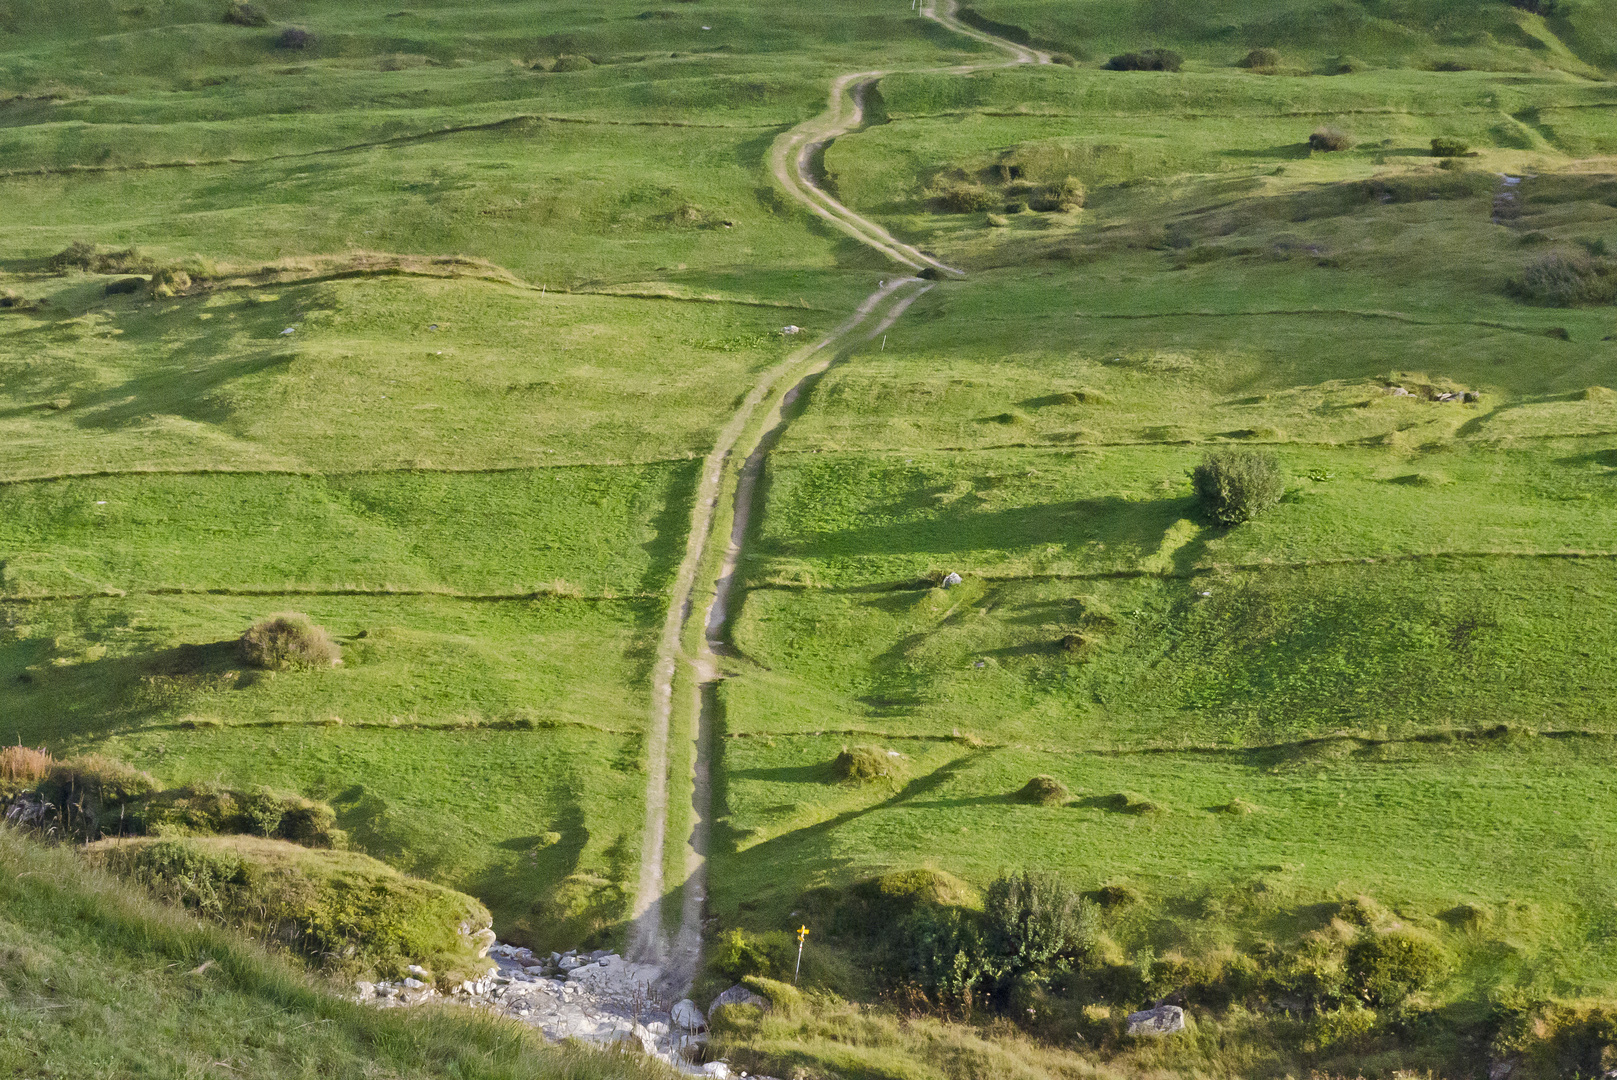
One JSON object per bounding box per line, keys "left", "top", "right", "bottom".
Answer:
{"left": 941, "top": 571, "right": 962, "bottom": 588}
{"left": 402, "top": 977, "right": 425, "bottom": 990}
{"left": 406, "top": 965, "right": 429, "bottom": 978}
{"left": 672, "top": 998, "right": 706, "bottom": 1031}
{"left": 708, "top": 984, "right": 770, "bottom": 1020}
{"left": 702, "top": 1063, "right": 732, "bottom": 1078}
{"left": 354, "top": 980, "right": 375, "bottom": 998}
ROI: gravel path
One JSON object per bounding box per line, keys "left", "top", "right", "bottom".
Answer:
{"left": 627, "top": 0, "right": 1047, "bottom": 992}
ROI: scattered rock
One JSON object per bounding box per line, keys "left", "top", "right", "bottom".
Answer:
{"left": 401, "top": 977, "right": 425, "bottom": 990}
{"left": 702, "top": 1063, "right": 732, "bottom": 1078}
{"left": 941, "top": 571, "right": 963, "bottom": 588}
{"left": 1126, "top": 1004, "right": 1185, "bottom": 1036}
{"left": 708, "top": 984, "right": 770, "bottom": 1021}
{"left": 781, "top": 324, "right": 801, "bottom": 335}
{"left": 406, "top": 964, "right": 429, "bottom": 978}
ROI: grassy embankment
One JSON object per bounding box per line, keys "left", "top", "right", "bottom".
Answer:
{"left": 0, "top": 827, "right": 662, "bottom": 1079}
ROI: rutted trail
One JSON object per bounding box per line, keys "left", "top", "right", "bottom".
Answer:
{"left": 629, "top": 0, "right": 1045, "bottom": 987}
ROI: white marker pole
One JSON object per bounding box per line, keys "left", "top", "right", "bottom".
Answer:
{"left": 882, "top": 335, "right": 887, "bottom": 350}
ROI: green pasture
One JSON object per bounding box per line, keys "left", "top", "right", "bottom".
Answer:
{"left": 966, "top": 0, "right": 1617, "bottom": 75}
{"left": 711, "top": 731, "right": 1617, "bottom": 992}
{"left": 0, "top": 594, "right": 658, "bottom": 738}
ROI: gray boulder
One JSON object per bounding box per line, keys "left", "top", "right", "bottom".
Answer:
{"left": 941, "top": 571, "right": 963, "bottom": 588}
{"left": 1126, "top": 1004, "right": 1184, "bottom": 1036}
{"left": 708, "top": 984, "right": 770, "bottom": 1021}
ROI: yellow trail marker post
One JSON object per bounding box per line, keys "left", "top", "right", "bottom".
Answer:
{"left": 794, "top": 925, "right": 810, "bottom": 985}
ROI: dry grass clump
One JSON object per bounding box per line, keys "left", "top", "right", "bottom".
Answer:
{"left": 149, "top": 267, "right": 191, "bottom": 298}
{"left": 239, "top": 613, "right": 342, "bottom": 670}
{"left": 832, "top": 745, "right": 905, "bottom": 786}
{"left": 933, "top": 181, "right": 998, "bottom": 214}
{"left": 52, "top": 754, "right": 162, "bottom": 803}
{"left": 1309, "top": 126, "right": 1353, "bottom": 152}
{"left": 1015, "top": 775, "right": 1070, "bottom": 806}
{"left": 0, "top": 745, "right": 53, "bottom": 786}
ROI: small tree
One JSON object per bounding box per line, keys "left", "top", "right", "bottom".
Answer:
{"left": 1193, "top": 450, "right": 1285, "bottom": 525}
{"left": 1430, "top": 136, "right": 1469, "bottom": 158}
{"left": 983, "top": 869, "right": 1097, "bottom": 975}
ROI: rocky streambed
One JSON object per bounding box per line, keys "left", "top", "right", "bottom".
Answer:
{"left": 355, "top": 943, "right": 773, "bottom": 1078}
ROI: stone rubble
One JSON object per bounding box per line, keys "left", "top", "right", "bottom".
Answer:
{"left": 355, "top": 942, "right": 779, "bottom": 1078}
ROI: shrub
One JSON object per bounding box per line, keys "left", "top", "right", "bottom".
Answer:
{"left": 1015, "top": 775, "right": 1070, "bottom": 806}
{"left": 983, "top": 869, "right": 1098, "bottom": 975}
{"left": 117, "top": 837, "right": 251, "bottom": 916}
{"left": 1106, "top": 48, "right": 1182, "bottom": 72}
{"left": 1513, "top": 251, "right": 1617, "bottom": 306}
{"left": 104, "top": 277, "right": 144, "bottom": 296}
{"left": 1030, "top": 176, "right": 1084, "bottom": 213}
{"left": 893, "top": 904, "right": 991, "bottom": 1008}
{"left": 149, "top": 267, "right": 191, "bottom": 298}
{"left": 1345, "top": 930, "right": 1449, "bottom": 1005}
{"left": 222, "top": 2, "right": 269, "bottom": 26}
{"left": 551, "top": 54, "right": 594, "bottom": 72}
{"left": 239, "top": 613, "right": 341, "bottom": 670}
{"left": 934, "top": 181, "right": 998, "bottom": 213}
{"left": 1240, "top": 48, "right": 1283, "bottom": 69}
{"left": 276, "top": 26, "right": 312, "bottom": 48}
{"left": 51, "top": 754, "right": 161, "bottom": 805}
{"left": 832, "top": 745, "right": 904, "bottom": 785}
{"left": 1430, "top": 136, "right": 1469, "bottom": 157}
{"left": 1192, "top": 450, "right": 1285, "bottom": 525}
{"left": 0, "top": 746, "right": 53, "bottom": 788}
{"left": 711, "top": 928, "right": 781, "bottom": 982}
{"left": 1309, "top": 126, "right": 1353, "bottom": 152}
{"left": 1049, "top": 51, "right": 1077, "bottom": 66}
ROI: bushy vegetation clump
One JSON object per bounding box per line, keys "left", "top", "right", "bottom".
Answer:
{"left": 1430, "top": 136, "right": 1470, "bottom": 157}
{"left": 1015, "top": 775, "right": 1070, "bottom": 806}
{"left": 1239, "top": 48, "right": 1283, "bottom": 70}
{"left": 1192, "top": 451, "right": 1286, "bottom": 525}
{"left": 1512, "top": 251, "right": 1617, "bottom": 306}
{"left": 1105, "top": 48, "right": 1183, "bottom": 72}
{"left": 1346, "top": 930, "right": 1449, "bottom": 1006}
{"left": 1309, "top": 126, "right": 1353, "bottom": 152}
{"left": 933, "top": 181, "right": 999, "bottom": 214}
{"left": 94, "top": 835, "right": 494, "bottom": 981}
{"left": 239, "top": 613, "right": 342, "bottom": 670}
{"left": 832, "top": 744, "right": 906, "bottom": 786}
{"left": 222, "top": 2, "right": 270, "bottom": 27}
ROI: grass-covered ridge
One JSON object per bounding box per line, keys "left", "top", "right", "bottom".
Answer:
{"left": 0, "top": 828, "right": 659, "bottom": 1079}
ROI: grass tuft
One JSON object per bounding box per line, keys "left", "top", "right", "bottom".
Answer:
{"left": 1015, "top": 774, "right": 1071, "bottom": 806}
{"left": 239, "top": 613, "right": 342, "bottom": 671}
{"left": 832, "top": 745, "right": 905, "bottom": 786}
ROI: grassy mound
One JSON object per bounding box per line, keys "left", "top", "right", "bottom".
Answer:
{"left": 1015, "top": 774, "right": 1070, "bottom": 806}
{"left": 240, "top": 613, "right": 342, "bottom": 671}
{"left": 0, "top": 830, "right": 650, "bottom": 1080}
{"left": 90, "top": 835, "right": 493, "bottom": 983}
{"left": 832, "top": 745, "right": 906, "bottom": 786}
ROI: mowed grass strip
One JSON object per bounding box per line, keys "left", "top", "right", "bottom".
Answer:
{"left": 730, "top": 559, "right": 1617, "bottom": 745}
{"left": 0, "top": 594, "right": 658, "bottom": 741}
{"left": 0, "top": 462, "right": 697, "bottom": 597}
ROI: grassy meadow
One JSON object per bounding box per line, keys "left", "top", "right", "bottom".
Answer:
{"left": 2, "top": 0, "right": 1617, "bottom": 1075}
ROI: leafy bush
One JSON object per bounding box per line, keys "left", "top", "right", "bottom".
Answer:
{"left": 240, "top": 613, "right": 341, "bottom": 670}
{"left": 1309, "top": 126, "right": 1353, "bottom": 152}
{"left": 276, "top": 26, "right": 312, "bottom": 49}
{"left": 1345, "top": 930, "right": 1449, "bottom": 1006}
{"left": 1015, "top": 775, "right": 1070, "bottom": 806}
{"left": 983, "top": 869, "right": 1098, "bottom": 976}
{"left": 140, "top": 784, "right": 345, "bottom": 848}
{"left": 1192, "top": 450, "right": 1285, "bottom": 525}
{"left": 1512, "top": 251, "right": 1617, "bottom": 306}
{"left": 894, "top": 904, "right": 991, "bottom": 1008}
{"left": 711, "top": 928, "right": 785, "bottom": 982}
{"left": 1430, "top": 136, "right": 1469, "bottom": 157}
{"left": 1240, "top": 48, "right": 1283, "bottom": 69}
{"left": 1106, "top": 48, "right": 1182, "bottom": 72}
{"left": 222, "top": 2, "right": 269, "bottom": 26}
{"left": 118, "top": 838, "right": 251, "bottom": 916}
{"left": 933, "top": 181, "right": 998, "bottom": 213}
{"left": 832, "top": 745, "right": 904, "bottom": 785}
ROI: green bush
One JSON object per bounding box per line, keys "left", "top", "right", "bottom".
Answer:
{"left": 894, "top": 904, "right": 991, "bottom": 1008}
{"left": 832, "top": 745, "right": 905, "bottom": 785}
{"left": 1106, "top": 49, "right": 1182, "bottom": 72}
{"left": 240, "top": 613, "right": 341, "bottom": 670}
{"left": 1240, "top": 48, "right": 1283, "bottom": 69}
{"left": 1030, "top": 176, "right": 1085, "bottom": 212}
{"left": 117, "top": 838, "right": 251, "bottom": 917}
{"left": 1192, "top": 450, "right": 1286, "bottom": 525}
{"left": 711, "top": 927, "right": 786, "bottom": 982}
{"left": 1345, "top": 930, "right": 1449, "bottom": 1006}
{"left": 551, "top": 54, "right": 594, "bottom": 72}
{"left": 276, "top": 26, "right": 312, "bottom": 49}
{"left": 1309, "top": 126, "right": 1353, "bottom": 152}
{"left": 1430, "top": 136, "right": 1470, "bottom": 157}
{"left": 1512, "top": 251, "right": 1617, "bottom": 306}
{"left": 222, "top": 2, "right": 269, "bottom": 26}
{"left": 933, "top": 181, "right": 999, "bottom": 213}
{"left": 983, "top": 869, "right": 1097, "bottom": 976}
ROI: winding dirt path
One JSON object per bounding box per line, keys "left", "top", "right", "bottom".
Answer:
{"left": 629, "top": 0, "right": 1045, "bottom": 987}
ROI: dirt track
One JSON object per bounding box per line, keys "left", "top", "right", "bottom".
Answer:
{"left": 628, "top": 0, "right": 1046, "bottom": 988}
